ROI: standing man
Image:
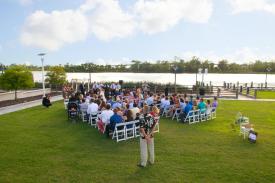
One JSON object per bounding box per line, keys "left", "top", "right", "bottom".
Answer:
{"left": 138, "top": 114, "right": 157, "bottom": 167}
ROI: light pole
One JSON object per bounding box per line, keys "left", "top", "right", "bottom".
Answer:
{"left": 173, "top": 65, "right": 178, "bottom": 93}
{"left": 265, "top": 67, "right": 272, "bottom": 88}
{"left": 38, "top": 53, "right": 46, "bottom": 97}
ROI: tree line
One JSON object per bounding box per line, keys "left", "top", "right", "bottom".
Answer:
{"left": 1, "top": 57, "right": 275, "bottom": 73}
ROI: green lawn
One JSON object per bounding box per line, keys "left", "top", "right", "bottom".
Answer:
{"left": 257, "top": 90, "right": 275, "bottom": 99}
{"left": 0, "top": 100, "right": 275, "bottom": 183}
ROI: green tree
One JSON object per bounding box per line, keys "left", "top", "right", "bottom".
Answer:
{"left": 46, "top": 66, "right": 66, "bottom": 91}
{"left": 218, "top": 60, "right": 229, "bottom": 72}
{"left": 0, "top": 65, "right": 34, "bottom": 100}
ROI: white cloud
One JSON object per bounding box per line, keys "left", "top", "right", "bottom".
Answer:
{"left": 134, "top": 0, "right": 213, "bottom": 34}
{"left": 181, "top": 47, "right": 275, "bottom": 63}
{"left": 83, "top": 0, "right": 136, "bottom": 41}
{"left": 229, "top": 0, "right": 275, "bottom": 14}
{"left": 21, "top": 10, "right": 89, "bottom": 51}
{"left": 20, "top": 0, "right": 213, "bottom": 50}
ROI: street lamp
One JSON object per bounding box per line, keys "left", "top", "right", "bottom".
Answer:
{"left": 0, "top": 63, "right": 5, "bottom": 74}
{"left": 38, "top": 53, "right": 46, "bottom": 97}
{"left": 265, "top": 67, "right": 272, "bottom": 88}
{"left": 173, "top": 65, "right": 178, "bottom": 93}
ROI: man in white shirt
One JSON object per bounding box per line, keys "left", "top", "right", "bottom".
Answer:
{"left": 87, "top": 98, "right": 99, "bottom": 115}
{"left": 100, "top": 104, "right": 114, "bottom": 125}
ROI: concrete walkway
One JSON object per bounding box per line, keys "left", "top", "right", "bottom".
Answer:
{"left": 0, "top": 95, "right": 63, "bottom": 115}
{"left": 220, "top": 97, "right": 275, "bottom": 101}
{"left": 1, "top": 95, "right": 275, "bottom": 116}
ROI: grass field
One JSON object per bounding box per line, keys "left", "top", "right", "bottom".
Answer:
{"left": 0, "top": 100, "right": 275, "bottom": 183}
{"left": 257, "top": 90, "right": 275, "bottom": 99}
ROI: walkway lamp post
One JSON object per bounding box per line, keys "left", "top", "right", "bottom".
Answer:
{"left": 0, "top": 63, "right": 5, "bottom": 74}
{"left": 173, "top": 65, "right": 178, "bottom": 93}
{"left": 265, "top": 67, "right": 272, "bottom": 88}
{"left": 38, "top": 53, "right": 46, "bottom": 97}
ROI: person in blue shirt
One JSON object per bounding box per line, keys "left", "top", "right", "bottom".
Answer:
{"left": 146, "top": 93, "right": 154, "bottom": 106}
{"left": 110, "top": 108, "right": 124, "bottom": 131}
{"left": 179, "top": 98, "right": 186, "bottom": 111}
{"left": 112, "top": 99, "right": 122, "bottom": 109}
{"left": 184, "top": 101, "right": 193, "bottom": 116}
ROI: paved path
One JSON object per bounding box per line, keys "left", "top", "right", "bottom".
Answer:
{"left": 1, "top": 95, "right": 275, "bottom": 116}
{"left": 0, "top": 95, "right": 63, "bottom": 115}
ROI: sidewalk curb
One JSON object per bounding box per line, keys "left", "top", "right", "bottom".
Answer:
{"left": 0, "top": 95, "right": 63, "bottom": 115}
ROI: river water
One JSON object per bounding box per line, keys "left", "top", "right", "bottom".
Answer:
{"left": 32, "top": 71, "right": 275, "bottom": 87}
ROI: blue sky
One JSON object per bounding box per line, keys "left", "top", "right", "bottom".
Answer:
{"left": 1, "top": 0, "right": 275, "bottom": 65}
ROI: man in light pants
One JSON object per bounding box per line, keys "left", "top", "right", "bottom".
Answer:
{"left": 138, "top": 114, "right": 156, "bottom": 167}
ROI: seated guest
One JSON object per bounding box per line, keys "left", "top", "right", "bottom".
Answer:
{"left": 98, "top": 104, "right": 114, "bottom": 135}
{"left": 146, "top": 93, "right": 154, "bottom": 106}
{"left": 198, "top": 98, "right": 206, "bottom": 113}
{"left": 123, "top": 104, "right": 130, "bottom": 116}
{"left": 86, "top": 98, "right": 99, "bottom": 121}
{"left": 79, "top": 99, "right": 88, "bottom": 112}
{"left": 169, "top": 96, "right": 174, "bottom": 105}
{"left": 212, "top": 96, "right": 218, "bottom": 108}
{"left": 155, "top": 96, "right": 161, "bottom": 105}
{"left": 110, "top": 108, "right": 124, "bottom": 133}
{"left": 85, "top": 93, "right": 91, "bottom": 103}
{"left": 206, "top": 100, "right": 212, "bottom": 115}
{"left": 112, "top": 98, "right": 122, "bottom": 109}
{"left": 169, "top": 99, "right": 180, "bottom": 117}
{"left": 161, "top": 96, "right": 170, "bottom": 111}
{"left": 125, "top": 109, "right": 134, "bottom": 122}
{"left": 128, "top": 100, "right": 134, "bottom": 109}
{"left": 184, "top": 101, "right": 193, "bottom": 117}
{"left": 69, "top": 94, "right": 77, "bottom": 103}
{"left": 125, "top": 109, "right": 135, "bottom": 129}
{"left": 99, "top": 100, "right": 107, "bottom": 111}
{"left": 160, "top": 95, "right": 165, "bottom": 105}
{"left": 141, "top": 104, "right": 150, "bottom": 115}
{"left": 131, "top": 103, "right": 140, "bottom": 119}
{"left": 195, "top": 96, "right": 200, "bottom": 106}
{"left": 150, "top": 106, "right": 160, "bottom": 118}
{"left": 180, "top": 98, "right": 186, "bottom": 111}
{"left": 42, "top": 94, "right": 52, "bottom": 108}
{"left": 106, "top": 96, "right": 113, "bottom": 106}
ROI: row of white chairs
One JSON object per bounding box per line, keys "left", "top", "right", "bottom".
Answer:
{"left": 76, "top": 110, "right": 160, "bottom": 143}
{"left": 112, "top": 117, "right": 160, "bottom": 142}
{"left": 184, "top": 108, "right": 216, "bottom": 124}
{"left": 160, "top": 103, "right": 217, "bottom": 124}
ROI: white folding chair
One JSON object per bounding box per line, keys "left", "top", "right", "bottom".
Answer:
{"left": 211, "top": 107, "right": 217, "bottom": 119}
{"left": 125, "top": 121, "right": 135, "bottom": 140}
{"left": 206, "top": 109, "right": 212, "bottom": 120}
{"left": 184, "top": 110, "right": 193, "bottom": 124}
{"left": 238, "top": 117, "right": 252, "bottom": 139}
{"left": 193, "top": 110, "right": 200, "bottom": 123}
{"left": 162, "top": 105, "right": 173, "bottom": 117}
{"left": 112, "top": 123, "right": 126, "bottom": 142}
{"left": 172, "top": 108, "right": 181, "bottom": 121}
{"left": 89, "top": 112, "right": 99, "bottom": 127}
{"left": 200, "top": 109, "right": 207, "bottom": 122}
{"left": 153, "top": 116, "right": 160, "bottom": 133}
{"left": 64, "top": 99, "right": 69, "bottom": 110}
{"left": 79, "top": 107, "right": 88, "bottom": 122}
